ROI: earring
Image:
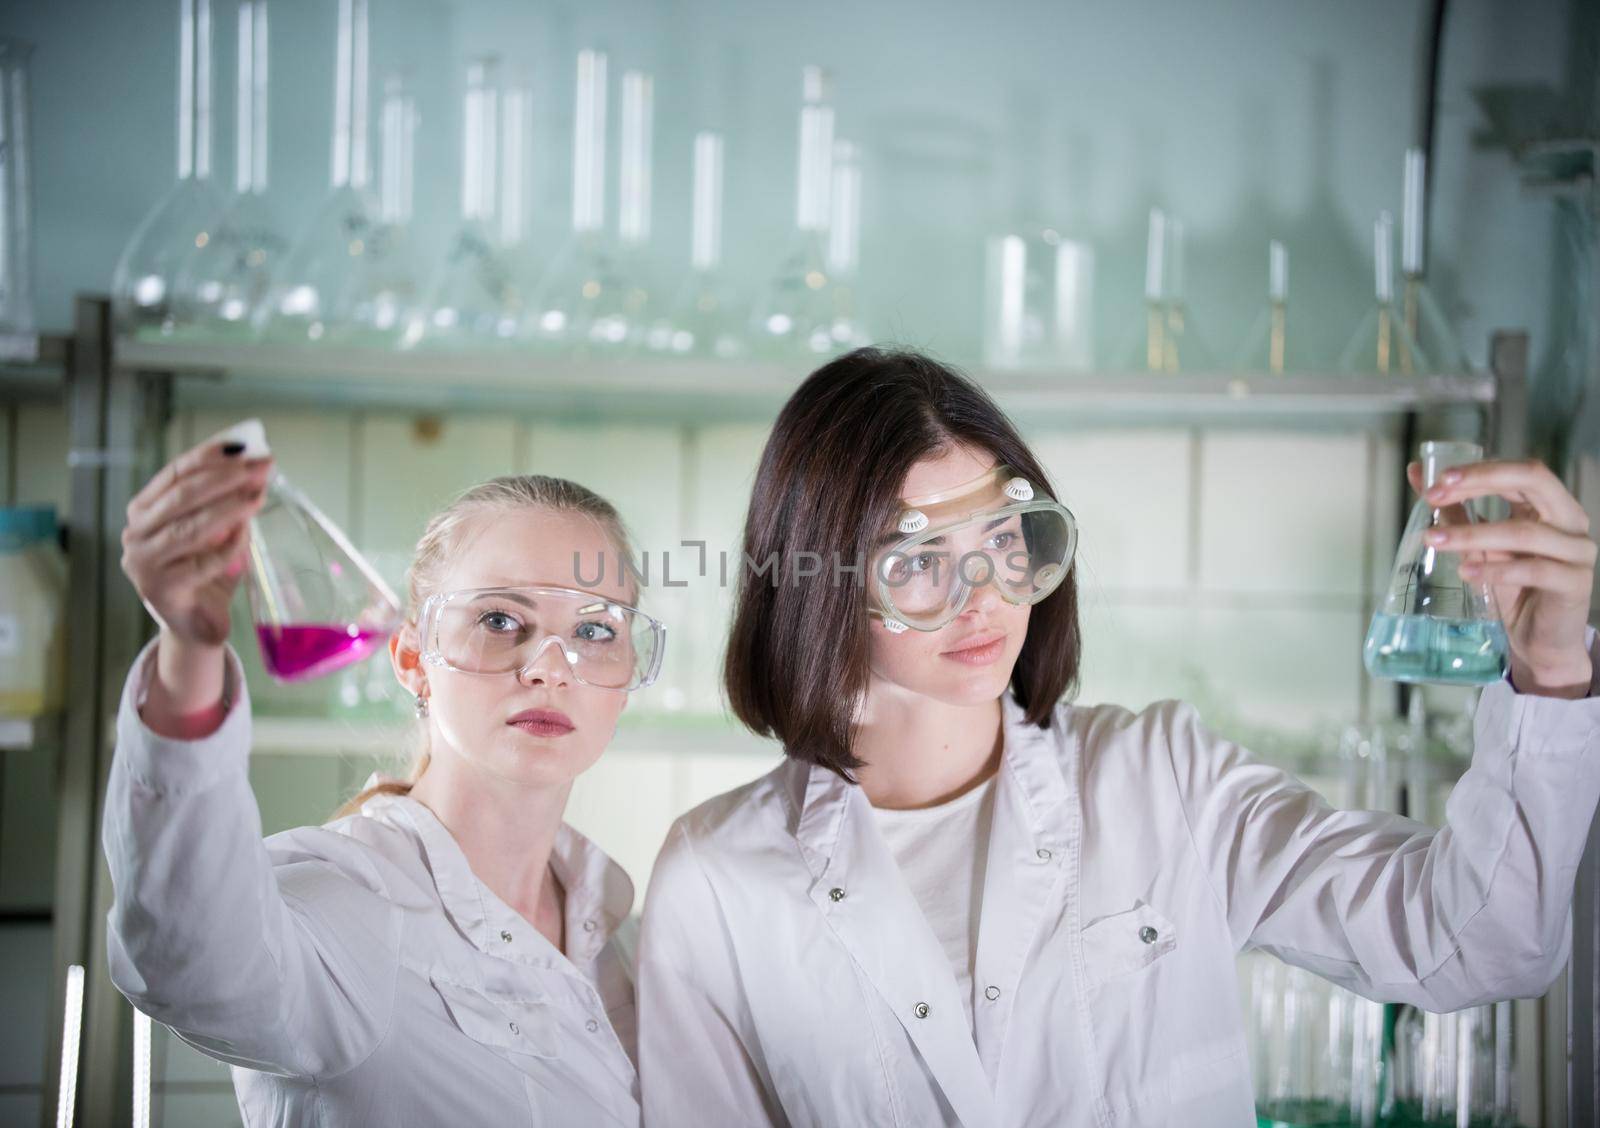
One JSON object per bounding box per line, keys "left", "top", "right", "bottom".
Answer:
{"left": 414, "top": 693, "right": 430, "bottom": 719}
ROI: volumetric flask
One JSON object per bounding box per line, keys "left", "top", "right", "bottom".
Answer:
{"left": 1364, "top": 441, "right": 1508, "bottom": 685}
{"left": 218, "top": 419, "right": 401, "bottom": 682}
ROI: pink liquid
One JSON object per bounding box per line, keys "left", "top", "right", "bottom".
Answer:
{"left": 257, "top": 624, "right": 386, "bottom": 682}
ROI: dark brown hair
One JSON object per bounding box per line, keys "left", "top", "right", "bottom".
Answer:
{"left": 723, "top": 347, "right": 1082, "bottom": 781}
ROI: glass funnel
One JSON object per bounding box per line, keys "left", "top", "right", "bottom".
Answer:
{"left": 174, "top": 0, "right": 284, "bottom": 337}
{"left": 421, "top": 56, "right": 527, "bottom": 345}
{"left": 111, "top": 0, "right": 229, "bottom": 337}
{"left": 1339, "top": 212, "right": 1426, "bottom": 375}
{"left": 254, "top": 0, "right": 378, "bottom": 342}
{"left": 648, "top": 129, "right": 744, "bottom": 358}
{"left": 1364, "top": 441, "right": 1508, "bottom": 686}
{"left": 0, "top": 37, "right": 35, "bottom": 338}
{"left": 747, "top": 65, "right": 846, "bottom": 360}
{"left": 221, "top": 419, "right": 400, "bottom": 682}
{"left": 527, "top": 48, "right": 630, "bottom": 351}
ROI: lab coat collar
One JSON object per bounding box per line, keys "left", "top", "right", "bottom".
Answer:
{"left": 788, "top": 686, "right": 1073, "bottom": 1128}
{"left": 364, "top": 791, "right": 635, "bottom": 970}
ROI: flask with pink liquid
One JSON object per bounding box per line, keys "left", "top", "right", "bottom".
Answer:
{"left": 216, "top": 419, "right": 401, "bottom": 682}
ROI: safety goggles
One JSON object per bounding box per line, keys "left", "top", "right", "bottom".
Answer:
{"left": 418, "top": 585, "right": 665, "bottom": 691}
{"left": 869, "top": 465, "right": 1077, "bottom": 633}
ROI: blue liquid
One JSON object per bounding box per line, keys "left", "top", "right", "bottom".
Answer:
{"left": 1363, "top": 613, "right": 1508, "bottom": 686}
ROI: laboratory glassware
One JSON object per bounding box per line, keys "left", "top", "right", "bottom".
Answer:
{"left": 1398, "top": 147, "right": 1470, "bottom": 375}
{"left": 528, "top": 49, "right": 630, "bottom": 350}
{"left": 0, "top": 37, "right": 35, "bottom": 338}
{"left": 748, "top": 65, "right": 847, "bottom": 359}
{"left": 255, "top": 0, "right": 378, "bottom": 342}
{"left": 1116, "top": 208, "right": 1176, "bottom": 372}
{"left": 421, "top": 56, "right": 526, "bottom": 344}
{"left": 223, "top": 419, "right": 401, "bottom": 682}
{"left": 1233, "top": 240, "right": 1299, "bottom": 374}
{"left": 1364, "top": 441, "right": 1508, "bottom": 686}
{"left": 982, "top": 222, "right": 1095, "bottom": 374}
{"left": 111, "top": 0, "right": 229, "bottom": 337}
{"left": 824, "top": 137, "right": 870, "bottom": 352}
{"left": 1339, "top": 212, "right": 1427, "bottom": 375}
{"left": 650, "top": 130, "right": 744, "bottom": 358}
{"left": 339, "top": 72, "right": 424, "bottom": 346}
{"left": 175, "top": 0, "right": 284, "bottom": 336}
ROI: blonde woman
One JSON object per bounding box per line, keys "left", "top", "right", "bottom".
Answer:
{"left": 104, "top": 436, "right": 663, "bottom": 1126}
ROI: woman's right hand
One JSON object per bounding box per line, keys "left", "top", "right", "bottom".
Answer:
{"left": 121, "top": 438, "right": 273, "bottom": 718}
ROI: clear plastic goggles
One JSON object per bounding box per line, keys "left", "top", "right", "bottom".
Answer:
{"left": 418, "top": 585, "right": 665, "bottom": 691}
{"left": 869, "top": 464, "right": 1076, "bottom": 633}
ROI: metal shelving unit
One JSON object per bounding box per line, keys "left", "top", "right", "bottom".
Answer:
{"left": 13, "top": 295, "right": 1561, "bottom": 1126}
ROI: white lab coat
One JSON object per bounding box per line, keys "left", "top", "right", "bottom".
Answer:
{"left": 102, "top": 641, "right": 642, "bottom": 1127}
{"left": 637, "top": 634, "right": 1600, "bottom": 1128}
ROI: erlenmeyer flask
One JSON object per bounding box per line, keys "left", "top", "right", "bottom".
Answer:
{"left": 748, "top": 65, "right": 846, "bottom": 360}
{"left": 527, "top": 49, "right": 631, "bottom": 351}
{"left": 824, "top": 138, "right": 870, "bottom": 352}
{"left": 1339, "top": 212, "right": 1427, "bottom": 375}
{"left": 1399, "top": 148, "right": 1470, "bottom": 375}
{"left": 175, "top": 0, "right": 285, "bottom": 337}
{"left": 421, "top": 56, "right": 526, "bottom": 345}
{"left": 340, "top": 72, "right": 425, "bottom": 347}
{"left": 255, "top": 0, "right": 378, "bottom": 342}
{"left": 648, "top": 130, "right": 745, "bottom": 358}
{"left": 1234, "top": 240, "right": 1299, "bottom": 374}
{"left": 1364, "top": 441, "right": 1508, "bottom": 685}
{"left": 112, "top": 0, "right": 229, "bottom": 337}
{"left": 219, "top": 419, "right": 400, "bottom": 682}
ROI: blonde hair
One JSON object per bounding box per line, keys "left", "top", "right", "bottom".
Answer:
{"left": 332, "top": 474, "right": 639, "bottom": 819}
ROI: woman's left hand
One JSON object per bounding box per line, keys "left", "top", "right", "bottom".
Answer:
{"left": 1410, "top": 457, "right": 1597, "bottom": 698}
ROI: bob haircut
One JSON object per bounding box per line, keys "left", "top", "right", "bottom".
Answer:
{"left": 722, "top": 347, "right": 1082, "bottom": 781}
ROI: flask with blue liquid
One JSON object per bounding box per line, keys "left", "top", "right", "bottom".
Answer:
{"left": 1363, "top": 441, "right": 1509, "bottom": 686}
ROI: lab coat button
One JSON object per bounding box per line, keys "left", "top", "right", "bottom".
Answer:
{"left": 1036, "top": 847, "right": 1052, "bottom": 862}
{"left": 586, "top": 1018, "right": 600, "bottom": 1033}
{"left": 828, "top": 887, "right": 846, "bottom": 902}
{"left": 500, "top": 929, "right": 513, "bottom": 943}
{"left": 914, "top": 1002, "right": 930, "bottom": 1019}
{"left": 583, "top": 919, "right": 597, "bottom": 932}
{"left": 984, "top": 985, "right": 1001, "bottom": 1001}
{"left": 1139, "top": 925, "right": 1158, "bottom": 944}
{"left": 509, "top": 1021, "right": 519, "bottom": 1035}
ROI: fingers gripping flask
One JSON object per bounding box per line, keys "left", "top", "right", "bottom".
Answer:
{"left": 216, "top": 419, "right": 401, "bottom": 681}
{"left": 1363, "top": 441, "right": 1509, "bottom": 686}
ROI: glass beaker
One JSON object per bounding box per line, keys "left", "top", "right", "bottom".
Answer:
{"left": 1364, "top": 441, "right": 1508, "bottom": 686}
{"left": 982, "top": 224, "right": 1095, "bottom": 373}
{"left": 219, "top": 419, "right": 401, "bottom": 682}
{"left": 112, "top": 0, "right": 229, "bottom": 337}
{"left": 175, "top": 0, "right": 285, "bottom": 337}
{"left": 0, "top": 37, "right": 35, "bottom": 339}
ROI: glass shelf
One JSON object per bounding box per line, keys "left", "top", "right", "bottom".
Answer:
{"left": 115, "top": 337, "right": 1495, "bottom": 425}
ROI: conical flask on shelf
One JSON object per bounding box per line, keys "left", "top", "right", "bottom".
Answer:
{"left": 340, "top": 72, "right": 425, "bottom": 346}
{"left": 1363, "top": 440, "right": 1508, "bottom": 685}
{"left": 1233, "top": 240, "right": 1303, "bottom": 374}
{"left": 111, "top": 0, "right": 229, "bottom": 337}
{"left": 175, "top": 0, "right": 285, "bottom": 337}
{"left": 527, "top": 48, "right": 631, "bottom": 351}
{"left": 1116, "top": 207, "right": 1211, "bottom": 372}
{"left": 1339, "top": 212, "right": 1427, "bottom": 375}
{"left": 216, "top": 419, "right": 401, "bottom": 683}
{"left": 421, "top": 56, "right": 528, "bottom": 345}
{"left": 1398, "top": 147, "right": 1470, "bottom": 374}
{"left": 748, "top": 65, "right": 847, "bottom": 360}
{"left": 648, "top": 129, "right": 745, "bottom": 358}
{"left": 254, "top": 0, "right": 379, "bottom": 342}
